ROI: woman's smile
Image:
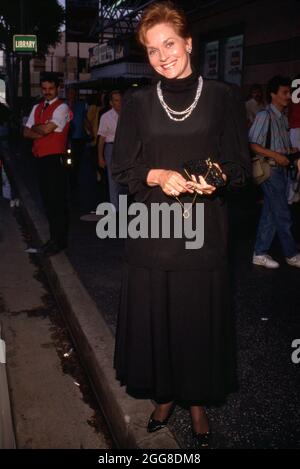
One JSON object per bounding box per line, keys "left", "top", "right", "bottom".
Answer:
{"left": 145, "top": 23, "right": 192, "bottom": 80}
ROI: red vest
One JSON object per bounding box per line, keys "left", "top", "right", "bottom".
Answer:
{"left": 32, "top": 99, "right": 71, "bottom": 158}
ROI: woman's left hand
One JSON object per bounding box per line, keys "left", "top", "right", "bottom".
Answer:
{"left": 186, "top": 163, "right": 227, "bottom": 195}
{"left": 186, "top": 175, "right": 216, "bottom": 195}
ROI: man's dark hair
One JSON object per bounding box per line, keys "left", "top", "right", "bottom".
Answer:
{"left": 40, "top": 72, "right": 60, "bottom": 87}
{"left": 109, "top": 89, "right": 121, "bottom": 101}
{"left": 266, "top": 75, "right": 291, "bottom": 103}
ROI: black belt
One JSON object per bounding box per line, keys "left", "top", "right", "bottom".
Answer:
{"left": 106, "top": 142, "right": 114, "bottom": 145}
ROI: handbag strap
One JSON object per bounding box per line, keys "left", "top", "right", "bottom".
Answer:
{"left": 265, "top": 110, "right": 272, "bottom": 150}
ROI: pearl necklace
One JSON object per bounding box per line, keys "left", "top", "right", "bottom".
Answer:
{"left": 157, "top": 76, "right": 203, "bottom": 122}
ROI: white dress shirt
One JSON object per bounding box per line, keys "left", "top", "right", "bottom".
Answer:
{"left": 246, "top": 98, "right": 266, "bottom": 125}
{"left": 97, "top": 108, "right": 119, "bottom": 143}
{"left": 26, "top": 97, "right": 70, "bottom": 133}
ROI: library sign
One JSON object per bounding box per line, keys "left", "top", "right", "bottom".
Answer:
{"left": 13, "top": 35, "right": 37, "bottom": 53}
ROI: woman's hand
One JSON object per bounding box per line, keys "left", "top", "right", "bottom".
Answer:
{"left": 185, "top": 164, "right": 227, "bottom": 196}
{"left": 159, "top": 170, "right": 195, "bottom": 196}
{"left": 147, "top": 169, "right": 194, "bottom": 196}
{"left": 186, "top": 175, "right": 216, "bottom": 195}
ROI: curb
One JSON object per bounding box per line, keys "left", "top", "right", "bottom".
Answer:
{"left": 6, "top": 157, "right": 180, "bottom": 450}
{"left": 0, "top": 323, "right": 17, "bottom": 449}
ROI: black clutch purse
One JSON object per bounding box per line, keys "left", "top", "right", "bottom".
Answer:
{"left": 182, "top": 157, "right": 226, "bottom": 188}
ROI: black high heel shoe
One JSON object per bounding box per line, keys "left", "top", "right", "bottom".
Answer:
{"left": 147, "top": 402, "right": 175, "bottom": 433}
{"left": 147, "top": 411, "right": 169, "bottom": 433}
{"left": 192, "top": 430, "right": 211, "bottom": 449}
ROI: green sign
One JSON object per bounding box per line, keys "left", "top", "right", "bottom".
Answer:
{"left": 13, "top": 35, "right": 37, "bottom": 53}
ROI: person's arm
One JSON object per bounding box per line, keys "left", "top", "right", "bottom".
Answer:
{"left": 23, "top": 105, "right": 42, "bottom": 139}
{"left": 250, "top": 142, "right": 289, "bottom": 166}
{"left": 32, "top": 103, "right": 70, "bottom": 136}
{"left": 249, "top": 109, "right": 289, "bottom": 166}
{"left": 111, "top": 91, "right": 153, "bottom": 201}
{"left": 97, "top": 135, "right": 106, "bottom": 168}
{"left": 218, "top": 84, "right": 251, "bottom": 190}
{"left": 23, "top": 126, "right": 43, "bottom": 139}
{"left": 31, "top": 122, "right": 58, "bottom": 136}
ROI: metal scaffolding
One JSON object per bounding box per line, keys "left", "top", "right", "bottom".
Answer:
{"left": 89, "top": 1, "right": 156, "bottom": 41}
{"left": 91, "top": 0, "right": 224, "bottom": 41}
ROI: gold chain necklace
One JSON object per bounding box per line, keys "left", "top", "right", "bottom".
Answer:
{"left": 173, "top": 193, "right": 198, "bottom": 219}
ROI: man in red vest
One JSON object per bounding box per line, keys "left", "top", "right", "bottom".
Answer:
{"left": 24, "top": 73, "right": 72, "bottom": 256}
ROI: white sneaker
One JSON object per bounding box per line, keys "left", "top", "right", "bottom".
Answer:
{"left": 286, "top": 253, "right": 300, "bottom": 268}
{"left": 252, "top": 254, "right": 280, "bottom": 269}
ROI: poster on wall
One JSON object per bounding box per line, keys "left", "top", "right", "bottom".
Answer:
{"left": 224, "top": 35, "right": 243, "bottom": 86}
{"left": 203, "top": 41, "right": 219, "bottom": 79}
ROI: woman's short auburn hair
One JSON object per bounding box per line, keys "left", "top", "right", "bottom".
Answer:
{"left": 137, "top": 1, "right": 190, "bottom": 47}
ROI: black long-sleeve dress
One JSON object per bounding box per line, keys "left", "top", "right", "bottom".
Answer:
{"left": 112, "top": 71, "right": 250, "bottom": 405}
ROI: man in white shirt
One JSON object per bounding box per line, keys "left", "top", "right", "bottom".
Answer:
{"left": 24, "top": 73, "right": 72, "bottom": 256}
{"left": 97, "top": 90, "right": 124, "bottom": 211}
{"left": 246, "top": 84, "right": 266, "bottom": 127}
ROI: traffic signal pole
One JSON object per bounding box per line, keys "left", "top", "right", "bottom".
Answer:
{"left": 20, "top": 0, "right": 31, "bottom": 112}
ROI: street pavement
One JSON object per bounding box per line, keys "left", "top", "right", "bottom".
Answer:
{"left": 0, "top": 196, "right": 113, "bottom": 449}
{"left": 7, "top": 145, "right": 300, "bottom": 448}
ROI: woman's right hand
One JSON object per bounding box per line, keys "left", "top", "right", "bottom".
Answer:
{"left": 157, "top": 170, "right": 194, "bottom": 196}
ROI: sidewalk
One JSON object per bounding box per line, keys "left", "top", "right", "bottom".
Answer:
{"left": 4, "top": 146, "right": 300, "bottom": 449}
{"left": 0, "top": 322, "right": 16, "bottom": 449}
{"left": 0, "top": 197, "right": 113, "bottom": 448}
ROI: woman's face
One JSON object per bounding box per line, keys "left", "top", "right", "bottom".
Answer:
{"left": 145, "top": 22, "right": 192, "bottom": 80}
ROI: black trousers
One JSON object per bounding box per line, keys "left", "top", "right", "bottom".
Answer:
{"left": 70, "top": 138, "right": 86, "bottom": 188}
{"left": 36, "top": 154, "right": 68, "bottom": 246}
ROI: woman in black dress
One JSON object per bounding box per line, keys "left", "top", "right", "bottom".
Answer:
{"left": 112, "top": 1, "right": 250, "bottom": 447}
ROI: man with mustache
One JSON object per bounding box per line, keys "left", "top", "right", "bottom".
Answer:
{"left": 24, "top": 72, "right": 72, "bottom": 256}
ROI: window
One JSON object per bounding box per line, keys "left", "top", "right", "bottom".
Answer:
{"left": 203, "top": 41, "right": 219, "bottom": 80}
{"left": 201, "top": 33, "right": 244, "bottom": 85}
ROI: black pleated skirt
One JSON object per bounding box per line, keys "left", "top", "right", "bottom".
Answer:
{"left": 114, "top": 262, "right": 237, "bottom": 406}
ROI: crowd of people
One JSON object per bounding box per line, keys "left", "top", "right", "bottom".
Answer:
{"left": 6, "top": 74, "right": 124, "bottom": 255}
